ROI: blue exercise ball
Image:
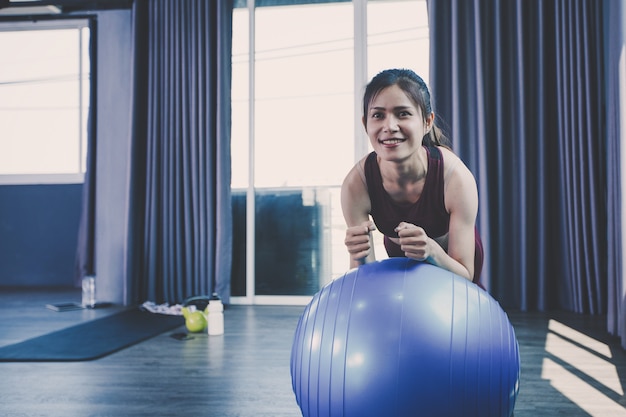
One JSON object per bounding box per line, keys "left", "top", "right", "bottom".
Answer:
{"left": 290, "top": 258, "right": 520, "bottom": 417}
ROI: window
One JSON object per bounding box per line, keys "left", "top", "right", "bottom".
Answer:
{"left": 0, "top": 19, "right": 91, "bottom": 184}
{"left": 232, "top": 0, "right": 428, "bottom": 189}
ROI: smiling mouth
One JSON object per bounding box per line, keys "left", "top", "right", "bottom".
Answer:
{"left": 380, "top": 138, "right": 405, "bottom": 145}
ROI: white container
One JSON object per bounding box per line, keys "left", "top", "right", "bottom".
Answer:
{"left": 207, "top": 294, "right": 224, "bottom": 336}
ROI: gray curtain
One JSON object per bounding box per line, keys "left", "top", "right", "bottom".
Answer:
{"left": 127, "top": 0, "right": 233, "bottom": 304}
{"left": 427, "top": 0, "right": 611, "bottom": 319}
{"left": 604, "top": 1, "right": 626, "bottom": 347}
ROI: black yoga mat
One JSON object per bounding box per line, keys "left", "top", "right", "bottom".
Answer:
{"left": 0, "top": 308, "right": 184, "bottom": 362}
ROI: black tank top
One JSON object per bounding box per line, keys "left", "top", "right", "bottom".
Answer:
{"left": 364, "top": 146, "right": 484, "bottom": 283}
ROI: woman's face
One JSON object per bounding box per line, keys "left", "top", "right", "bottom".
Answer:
{"left": 363, "top": 84, "right": 432, "bottom": 162}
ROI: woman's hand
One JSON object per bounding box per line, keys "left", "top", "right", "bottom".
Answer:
{"left": 395, "top": 221, "right": 473, "bottom": 280}
{"left": 345, "top": 220, "right": 376, "bottom": 265}
{"left": 394, "top": 222, "right": 436, "bottom": 262}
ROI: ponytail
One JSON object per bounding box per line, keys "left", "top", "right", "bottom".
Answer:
{"left": 422, "top": 125, "right": 451, "bottom": 149}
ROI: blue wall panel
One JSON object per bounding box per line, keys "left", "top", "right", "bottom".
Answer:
{"left": 0, "top": 184, "right": 82, "bottom": 287}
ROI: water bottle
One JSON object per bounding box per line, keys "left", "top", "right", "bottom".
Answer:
{"left": 207, "top": 292, "right": 224, "bottom": 336}
{"left": 82, "top": 275, "right": 96, "bottom": 308}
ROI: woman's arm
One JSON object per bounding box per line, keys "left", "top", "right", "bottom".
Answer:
{"left": 439, "top": 149, "right": 479, "bottom": 279}
{"left": 341, "top": 161, "right": 376, "bottom": 269}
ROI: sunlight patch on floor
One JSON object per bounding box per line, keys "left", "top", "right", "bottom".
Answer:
{"left": 541, "top": 319, "right": 626, "bottom": 416}
{"left": 548, "top": 319, "right": 613, "bottom": 358}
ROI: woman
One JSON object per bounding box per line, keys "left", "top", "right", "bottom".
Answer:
{"left": 341, "top": 68, "right": 483, "bottom": 284}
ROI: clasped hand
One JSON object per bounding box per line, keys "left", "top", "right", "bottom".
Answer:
{"left": 344, "top": 221, "right": 376, "bottom": 263}
{"left": 394, "top": 221, "right": 433, "bottom": 262}
{"left": 345, "top": 221, "right": 434, "bottom": 263}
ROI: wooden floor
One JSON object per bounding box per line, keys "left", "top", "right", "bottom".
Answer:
{"left": 0, "top": 288, "right": 625, "bottom": 417}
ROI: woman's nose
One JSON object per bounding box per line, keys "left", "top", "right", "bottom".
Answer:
{"left": 383, "top": 116, "right": 399, "bottom": 132}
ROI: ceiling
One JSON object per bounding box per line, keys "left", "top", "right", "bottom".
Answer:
{"left": 0, "top": 0, "right": 132, "bottom": 15}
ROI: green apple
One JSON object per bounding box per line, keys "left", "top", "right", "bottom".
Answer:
{"left": 185, "top": 310, "right": 207, "bottom": 333}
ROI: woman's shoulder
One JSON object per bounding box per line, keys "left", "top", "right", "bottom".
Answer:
{"left": 434, "top": 146, "right": 469, "bottom": 174}
{"left": 353, "top": 152, "right": 378, "bottom": 180}
{"left": 343, "top": 154, "right": 370, "bottom": 189}
{"left": 341, "top": 155, "right": 372, "bottom": 216}
{"left": 436, "top": 147, "right": 477, "bottom": 198}
{"left": 436, "top": 145, "right": 460, "bottom": 164}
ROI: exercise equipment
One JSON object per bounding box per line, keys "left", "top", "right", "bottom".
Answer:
{"left": 290, "top": 258, "right": 520, "bottom": 417}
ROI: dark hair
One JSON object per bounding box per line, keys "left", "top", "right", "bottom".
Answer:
{"left": 362, "top": 68, "right": 450, "bottom": 148}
